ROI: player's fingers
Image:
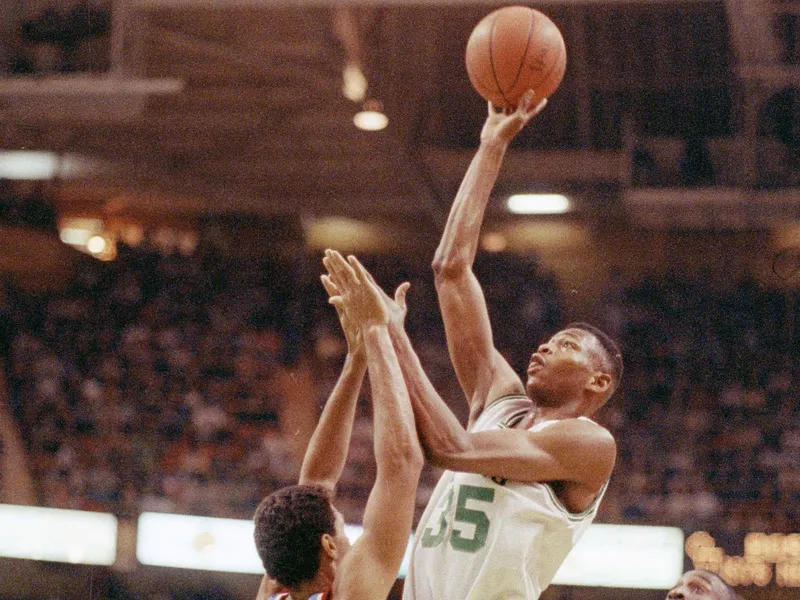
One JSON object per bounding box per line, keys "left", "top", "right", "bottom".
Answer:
{"left": 518, "top": 89, "right": 535, "bottom": 114}
{"left": 395, "top": 281, "right": 410, "bottom": 307}
{"left": 530, "top": 97, "right": 547, "bottom": 118}
{"left": 487, "top": 100, "right": 495, "bottom": 116}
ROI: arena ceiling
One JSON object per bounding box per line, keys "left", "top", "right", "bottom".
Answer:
{"left": 0, "top": 0, "right": 794, "bottom": 233}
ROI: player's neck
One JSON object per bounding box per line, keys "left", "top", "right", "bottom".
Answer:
{"left": 288, "top": 571, "right": 332, "bottom": 600}
{"left": 525, "top": 400, "right": 586, "bottom": 426}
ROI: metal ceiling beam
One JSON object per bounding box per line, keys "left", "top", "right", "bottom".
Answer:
{"left": 133, "top": 0, "right": 719, "bottom": 7}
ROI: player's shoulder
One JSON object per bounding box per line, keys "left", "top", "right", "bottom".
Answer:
{"left": 538, "top": 417, "right": 616, "bottom": 448}
{"left": 472, "top": 393, "right": 532, "bottom": 429}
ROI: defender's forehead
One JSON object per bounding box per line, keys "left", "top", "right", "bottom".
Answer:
{"left": 676, "top": 570, "right": 716, "bottom": 588}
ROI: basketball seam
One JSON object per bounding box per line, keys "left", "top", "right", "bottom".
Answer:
{"left": 507, "top": 8, "right": 536, "bottom": 94}
{"left": 472, "top": 73, "right": 500, "bottom": 100}
{"left": 488, "top": 12, "right": 511, "bottom": 107}
{"left": 538, "top": 32, "right": 565, "bottom": 95}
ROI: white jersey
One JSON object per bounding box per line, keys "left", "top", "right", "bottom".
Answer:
{"left": 403, "top": 395, "right": 608, "bottom": 600}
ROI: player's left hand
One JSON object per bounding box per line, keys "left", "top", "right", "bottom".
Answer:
{"left": 480, "top": 89, "right": 547, "bottom": 146}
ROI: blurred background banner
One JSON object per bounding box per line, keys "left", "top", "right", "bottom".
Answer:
{"left": 136, "top": 512, "right": 264, "bottom": 574}
{"left": 0, "top": 503, "right": 117, "bottom": 565}
{"left": 551, "top": 524, "right": 685, "bottom": 589}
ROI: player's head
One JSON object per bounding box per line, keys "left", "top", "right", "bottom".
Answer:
{"left": 253, "top": 484, "right": 351, "bottom": 590}
{"left": 666, "top": 570, "right": 739, "bottom": 600}
{"left": 525, "top": 322, "right": 622, "bottom": 411}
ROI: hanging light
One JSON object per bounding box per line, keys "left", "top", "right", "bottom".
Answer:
{"left": 507, "top": 194, "right": 570, "bottom": 214}
{"left": 354, "top": 99, "right": 388, "bottom": 132}
{"left": 342, "top": 62, "right": 367, "bottom": 103}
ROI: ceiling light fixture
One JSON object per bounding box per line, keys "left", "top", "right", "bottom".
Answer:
{"left": 507, "top": 194, "right": 570, "bottom": 214}
{"left": 342, "top": 63, "right": 367, "bottom": 103}
{"left": 354, "top": 99, "right": 388, "bottom": 132}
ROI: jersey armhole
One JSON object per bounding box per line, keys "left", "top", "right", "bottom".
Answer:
{"left": 542, "top": 478, "right": 610, "bottom": 521}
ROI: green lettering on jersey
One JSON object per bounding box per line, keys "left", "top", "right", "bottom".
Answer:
{"left": 420, "top": 486, "right": 455, "bottom": 548}
{"left": 450, "top": 484, "right": 495, "bottom": 553}
{"left": 419, "top": 484, "right": 496, "bottom": 553}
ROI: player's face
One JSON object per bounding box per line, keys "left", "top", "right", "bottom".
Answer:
{"left": 666, "top": 571, "right": 728, "bottom": 600}
{"left": 525, "top": 329, "right": 599, "bottom": 402}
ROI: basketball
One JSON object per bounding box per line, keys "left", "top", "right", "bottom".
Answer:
{"left": 465, "top": 6, "right": 567, "bottom": 109}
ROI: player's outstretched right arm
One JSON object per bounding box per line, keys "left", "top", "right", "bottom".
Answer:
{"left": 432, "top": 92, "right": 546, "bottom": 426}
{"left": 323, "top": 250, "right": 423, "bottom": 600}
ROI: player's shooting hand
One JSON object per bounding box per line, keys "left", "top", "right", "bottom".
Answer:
{"left": 321, "top": 273, "right": 363, "bottom": 357}
{"left": 323, "top": 250, "right": 389, "bottom": 328}
{"left": 480, "top": 89, "right": 547, "bottom": 146}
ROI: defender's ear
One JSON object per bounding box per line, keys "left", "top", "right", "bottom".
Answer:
{"left": 321, "top": 533, "right": 338, "bottom": 559}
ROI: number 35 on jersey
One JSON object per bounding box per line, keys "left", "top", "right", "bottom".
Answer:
{"left": 420, "top": 483, "right": 496, "bottom": 553}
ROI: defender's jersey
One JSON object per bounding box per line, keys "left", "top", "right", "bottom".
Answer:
{"left": 269, "top": 592, "right": 330, "bottom": 600}
{"left": 403, "top": 395, "right": 608, "bottom": 600}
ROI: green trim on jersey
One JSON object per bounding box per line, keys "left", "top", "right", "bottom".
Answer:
{"left": 484, "top": 393, "right": 530, "bottom": 412}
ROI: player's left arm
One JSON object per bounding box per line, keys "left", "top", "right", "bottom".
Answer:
{"left": 421, "top": 413, "right": 615, "bottom": 491}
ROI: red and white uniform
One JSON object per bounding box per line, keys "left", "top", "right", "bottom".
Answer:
{"left": 269, "top": 592, "right": 331, "bottom": 600}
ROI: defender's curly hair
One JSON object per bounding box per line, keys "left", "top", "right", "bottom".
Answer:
{"left": 253, "top": 484, "right": 336, "bottom": 589}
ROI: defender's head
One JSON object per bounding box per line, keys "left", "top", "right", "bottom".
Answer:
{"left": 666, "top": 570, "right": 739, "bottom": 600}
{"left": 525, "top": 322, "right": 622, "bottom": 412}
{"left": 254, "top": 484, "right": 350, "bottom": 590}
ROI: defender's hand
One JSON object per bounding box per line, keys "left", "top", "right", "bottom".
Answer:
{"left": 321, "top": 273, "right": 363, "bottom": 357}
{"left": 323, "top": 250, "right": 389, "bottom": 328}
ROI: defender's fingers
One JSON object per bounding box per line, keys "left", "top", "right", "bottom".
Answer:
{"left": 328, "top": 250, "right": 358, "bottom": 284}
{"left": 346, "top": 255, "right": 371, "bottom": 284}
{"left": 328, "top": 296, "right": 345, "bottom": 312}
{"left": 322, "top": 257, "right": 340, "bottom": 287}
{"left": 320, "top": 274, "right": 338, "bottom": 298}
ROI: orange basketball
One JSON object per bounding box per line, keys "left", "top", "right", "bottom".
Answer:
{"left": 465, "top": 6, "right": 567, "bottom": 109}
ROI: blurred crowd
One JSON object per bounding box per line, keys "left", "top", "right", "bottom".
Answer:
{"left": 598, "top": 272, "right": 800, "bottom": 552}
{"left": 0, "top": 180, "right": 58, "bottom": 233}
{"left": 2, "top": 239, "right": 799, "bottom": 555}
{"left": 5, "top": 1, "right": 111, "bottom": 75}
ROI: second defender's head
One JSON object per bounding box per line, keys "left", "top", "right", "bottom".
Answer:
{"left": 253, "top": 484, "right": 351, "bottom": 591}
{"left": 525, "top": 322, "right": 622, "bottom": 412}
{"left": 666, "top": 570, "right": 739, "bottom": 600}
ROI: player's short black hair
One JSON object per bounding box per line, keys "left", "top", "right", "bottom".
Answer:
{"left": 253, "top": 484, "right": 336, "bottom": 589}
{"left": 565, "top": 322, "right": 623, "bottom": 397}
